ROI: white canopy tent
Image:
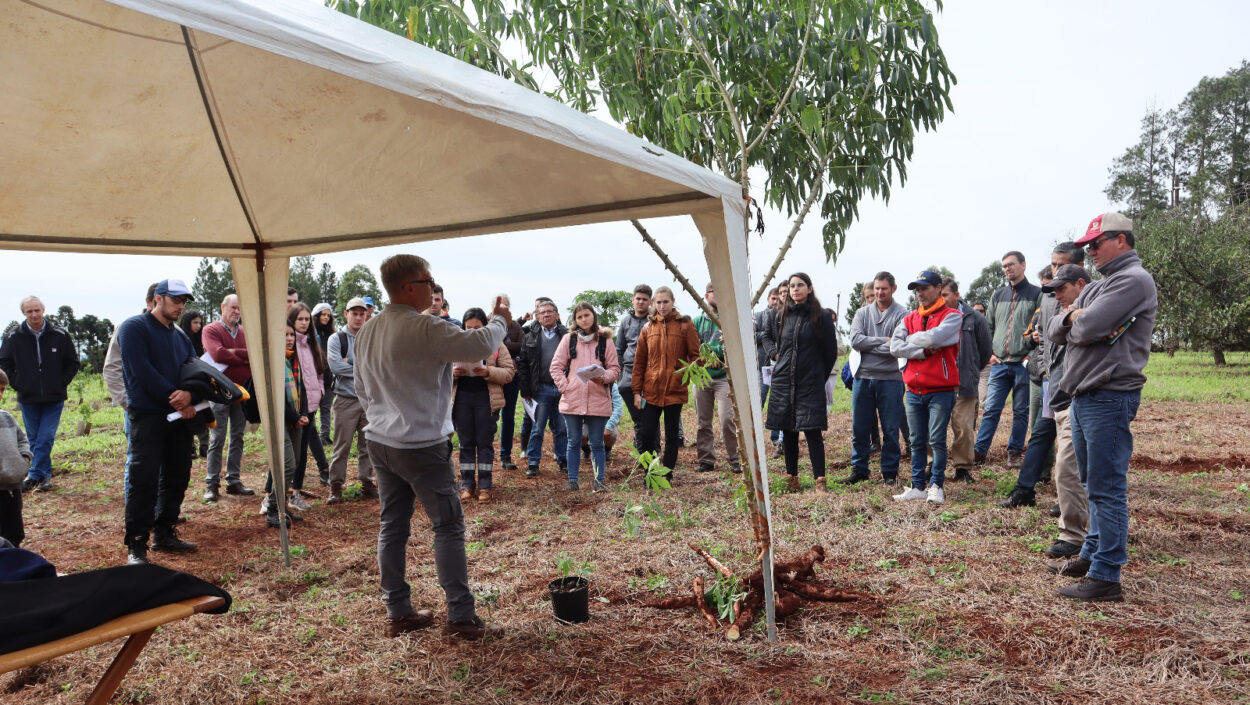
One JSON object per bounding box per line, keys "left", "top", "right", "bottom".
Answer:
{"left": 1, "top": 0, "right": 778, "bottom": 638}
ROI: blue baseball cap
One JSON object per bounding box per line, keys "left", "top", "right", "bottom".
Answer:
{"left": 154, "top": 278, "right": 194, "bottom": 300}
{"left": 906, "top": 270, "right": 943, "bottom": 291}
{"left": 362, "top": 296, "right": 375, "bottom": 308}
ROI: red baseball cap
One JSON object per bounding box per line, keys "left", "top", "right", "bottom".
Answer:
{"left": 1076, "top": 212, "right": 1133, "bottom": 246}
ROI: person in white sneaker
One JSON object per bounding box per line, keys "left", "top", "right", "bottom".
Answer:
{"left": 889, "top": 271, "right": 963, "bottom": 505}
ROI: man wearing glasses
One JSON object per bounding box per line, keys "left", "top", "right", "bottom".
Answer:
{"left": 1047, "top": 212, "right": 1156, "bottom": 602}
{"left": 974, "top": 250, "right": 1042, "bottom": 468}
{"left": 117, "top": 279, "right": 199, "bottom": 565}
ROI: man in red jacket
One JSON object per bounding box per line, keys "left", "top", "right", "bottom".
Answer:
{"left": 889, "top": 271, "right": 962, "bottom": 505}
{"left": 200, "top": 294, "right": 255, "bottom": 501}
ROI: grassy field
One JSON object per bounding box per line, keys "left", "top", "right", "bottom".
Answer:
{"left": 2, "top": 352, "right": 1248, "bottom": 704}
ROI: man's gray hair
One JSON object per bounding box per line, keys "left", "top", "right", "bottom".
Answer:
{"left": 379, "top": 254, "right": 430, "bottom": 297}
{"left": 19, "top": 295, "right": 42, "bottom": 313}
{"left": 221, "top": 293, "right": 238, "bottom": 307}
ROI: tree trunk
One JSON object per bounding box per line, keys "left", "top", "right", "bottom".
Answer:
{"left": 1213, "top": 348, "right": 1226, "bottom": 365}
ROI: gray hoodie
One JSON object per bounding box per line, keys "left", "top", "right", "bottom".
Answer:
{"left": 0, "top": 410, "right": 31, "bottom": 489}
{"left": 1048, "top": 250, "right": 1157, "bottom": 397}
{"left": 850, "top": 301, "right": 907, "bottom": 381}
{"left": 615, "top": 310, "right": 649, "bottom": 389}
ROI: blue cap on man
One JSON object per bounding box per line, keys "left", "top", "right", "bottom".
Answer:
{"left": 154, "top": 278, "right": 194, "bottom": 300}
{"left": 906, "top": 270, "right": 943, "bottom": 290}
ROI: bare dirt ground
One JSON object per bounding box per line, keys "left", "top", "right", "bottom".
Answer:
{"left": 4, "top": 401, "right": 1249, "bottom": 704}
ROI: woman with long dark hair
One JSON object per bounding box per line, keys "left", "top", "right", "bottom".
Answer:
{"left": 288, "top": 303, "right": 329, "bottom": 508}
{"left": 551, "top": 302, "right": 620, "bottom": 491}
{"left": 452, "top": 308, "right": 515, "bottom": 502}
{"left": 311, "top": 304, "right": 336, "bottom": 446}
{"left": 764, "top": 273, "right": 838, "bottom": 492}
{"left": 178, "top": 310, "right": 209, "bottom": 458}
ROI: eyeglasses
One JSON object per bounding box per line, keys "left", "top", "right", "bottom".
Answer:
{"left": 1087, "top": 234, "right": 1119, "bottom": 253}
{"left": 406, "top": 278, "right": 435, "bottom": 288}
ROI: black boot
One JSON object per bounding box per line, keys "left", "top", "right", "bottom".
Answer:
{"left": 126, "top": 535, "right": 149, "bottom": 565}
{"left": 998, "top": 488, "right": 1036, "bottom": 508}
{"left": 152, "top": 525, "right": 197, "bottom": 552}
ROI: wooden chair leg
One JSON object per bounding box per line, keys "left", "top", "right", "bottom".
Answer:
{"left": 85, "top": 628, "right": 156, "bottom": 705}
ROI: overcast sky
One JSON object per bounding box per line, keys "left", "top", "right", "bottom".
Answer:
{"left": 4, "top": 0, "right": 1247, "bottom": 331}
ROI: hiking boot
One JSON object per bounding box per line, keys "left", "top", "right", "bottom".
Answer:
{"left": 326, "top": 481, "right": 344, "bottom": 505}
{"left": 696, "top": 462, "right": 715, "bottom": 473}
{"left": 893, "top": 487, "right": 926, "bottom": 502}
{"left": 459, "top": 488, "right": 475, "bottom": 502}
{"left": 152, "top": 526, "right": 197, "bottom": 553}
{"left": 1006, "top": 449, "right": 1023, "bottom": 468}
{"left": 814, "top": 479, "right": 829, "bottom": 493}
{"left": 973, "top": 451, "right": 987, "bottom": 466}
{"left": 1045, "top": 556, "right": 1091, "bottom": 578}
{"left": 360, "top": 479, "right": 379, "bottom": 499}
{"left": 926, "top": 485, "right": 945, "bottom": 504}
{"left": 998, "top": 489, "right": 1036, "bottom": 508}
{"left": 127, "top": 544, "right": 148, "bottom": 565}
{"left": 203, "top": 485, "right": 220, "bottom": 503}
{"left": 477, "top": 489, "right": 492, "bottom": 503}
{"left": 882, "top": 475, "right": 897, "bottom": 487}
{"left": 1045, "top": 540, "right": 1082, "bottom": 559}
{"left": 525, "top": 465, "right": 539, "bottom": 478}
{"left": 1058, "top": 577, "right": 1123, "bottom": 602}
{"left": 385, "top": 610, "right": 435, "bottom": 637}
{"left": 953, "top": 468, "right": 975, "bottom": 483}
{"left": 1050, "top": 503, "right": 1062, "bottom": 518}
{"left": 836, "top": 472, "right": 869, "bottom": 485}
{"left": 266, "top": 511, "right": 290, "bottom": 529}
{"left": 445, "top": 616, "right": 504, "bottom": 641}
{"left": 786, "top": 475, "right": 801, "bottom": 492}
{"left": 226, "top": 482, "right": 255, "bottom": 496}
{"left": 564, "top": 480, "right": 579, "bottom": 491}
{"left": 20, "top": 477, "right": 37, "bottom": 493}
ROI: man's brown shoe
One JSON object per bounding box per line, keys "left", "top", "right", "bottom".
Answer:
{"left": 1058, "top": 577, "right": 1123, "bottom": 602}
{"left": 1044, "top": 556, "right": 1091, "bottom": 578}
{"left": 386, "top": 609, "right": 435, "bottom": 637}
{"left": 361, "top": 479, "right": 379, "bottom": 499}
{"left": 326, "top": 481, "right": 344, "bottom": 505}
{"left": 459, "top": 488, "right": 474, "bottom": 502}
{"left": 787, "top": 475, "right": 801, "bottom": 492}
{"left": 446, "top": 616, "right": 504, "bottom": 641}
{"left": 477, "top": 489, "right": 491, "bottom": 503}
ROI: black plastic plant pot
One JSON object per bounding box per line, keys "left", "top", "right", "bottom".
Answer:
{"left": 548, "top": 576, "right": 590, "bottom": 624}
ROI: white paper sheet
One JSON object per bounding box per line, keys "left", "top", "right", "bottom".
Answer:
{"left": 576, "top": 364, "right": 605, "bottom": 382}
{"left": 167, "top": 400, "right": 211, "bottom": 422}
{"left": 200, "top": 351, "right": 227, "bottom": 372}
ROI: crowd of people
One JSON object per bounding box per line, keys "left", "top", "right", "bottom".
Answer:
{"left": 0, "top": 210, "right": 1158, "bottom": 637}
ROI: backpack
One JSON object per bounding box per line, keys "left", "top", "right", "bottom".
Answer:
{"left": 325, "top": 330, "right": 351, "bottom": 392}
{"left": 565, "top": 333, "right": 607, "bottom": 374}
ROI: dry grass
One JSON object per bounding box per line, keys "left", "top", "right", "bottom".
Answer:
{"left": 4, "top": 400, "right": 1249, "bottom": 705}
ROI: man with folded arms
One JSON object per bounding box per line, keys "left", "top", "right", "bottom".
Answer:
{"left": 355, "top": 254, "right": 511, "bottom": 639}
{"left": 1047, "top": 212, "right": 1157, "bottom": 602}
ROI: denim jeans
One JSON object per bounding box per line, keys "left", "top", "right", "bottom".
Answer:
{"left": 525, "top": 384, "right": 566, "bottom": 468}
{"left": 975, "top": 361, "right": 1029, "bottom": 455}
{"left": 564, "top": 414, "right": 607, "bottom": 484}
{"left": 850, "top": 378, "right": 904, "bottom": 478}
{"left": 1012, "top": 415, "right": 1056, "bottom": 495}
{"left": 19, "top": 402, "right": 63, "bottom": 482}
{"left": 904, "top": 390, "right": 954, "bottom": 489}
{"left": 1071, "top": 389, "right": 1140, "bottom": 583}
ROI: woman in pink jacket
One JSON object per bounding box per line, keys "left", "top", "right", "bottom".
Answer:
{"left": 288, "top": 303, "right": 328, "bottom": 510}
{"left": 551, "top": 302, "right": 620, "bottom": 492}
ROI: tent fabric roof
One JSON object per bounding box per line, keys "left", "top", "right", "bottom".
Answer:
{"left": 1, "top": 0, "right": 742, "bottom": 257}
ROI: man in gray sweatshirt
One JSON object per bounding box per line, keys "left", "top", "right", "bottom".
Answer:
{"left": 355, "top": 254, "right": 511, "bottom": 641}
{"left": 841, "top": 272, "right": 908, "bottom": 485}
{"left": 1047, "top": 212, "right": 1157, "bottom": 603}
{"left": 327, "top": 298, "right": 375, "bottom": 503}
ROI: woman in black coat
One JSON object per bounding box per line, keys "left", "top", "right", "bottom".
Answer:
{"left": 764, "top": 273, "right": 838, "bottom": 491}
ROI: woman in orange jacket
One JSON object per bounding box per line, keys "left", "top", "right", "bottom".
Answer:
{"left": 630, "top": 286, "right": 701, "bottom": 477}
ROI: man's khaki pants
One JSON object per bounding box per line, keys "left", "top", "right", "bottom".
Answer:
{"left": 329, "top": 394, "right": 373, "bottom": 484}
{"left": 694, "top": 377, "right": 739, "bottom": 470}
{"left": 1054, "top": 407, "right": 1088, "bottom": 545}
{"left": 949, "top": 396, "right": 979, "bottom": 470}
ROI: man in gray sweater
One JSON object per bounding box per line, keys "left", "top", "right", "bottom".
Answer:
{"left": 1047, "top": 212, "right": 1157, "bottom": 603}
{"left": 356, "top": 254, "right": 512, "bottom": 640}
{"left": 841, "top": 272, "right": 908, "bottom": 485}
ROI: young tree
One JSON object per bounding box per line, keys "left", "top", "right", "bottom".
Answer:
{"left": 336, "top": 264, "right": 384, "bottom": 312}
{"left": 316, "top": 262, "right": 340, "bottom": 307}
{"left": 288, "top": 255, "right": 321, "bottom": 307}
{"left": 845, "top": 281, "right": 868, "bottom": 324}
{"left": 569, "top": 289, "right": 632, "bottom": 328}
{"left": 964, "top": 260, "right": 1006, "bottom": 310}
{"left": 191, "top": 257, "right": 234, "bottom": 321}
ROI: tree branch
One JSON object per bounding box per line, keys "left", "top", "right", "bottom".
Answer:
{"left": 630, "top": 219, "right": 719, "bottom": 327}
{"left": 743, "top": 0, "right": 819, "bottom": 158}
{"left": 749, "top": 150, "right": 833, "bottom": 306}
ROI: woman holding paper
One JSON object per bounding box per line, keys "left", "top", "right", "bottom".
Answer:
{"left": 452, "top": 309, "right": 516, "bottom": 503}
{"left": 551, "top": 302, "right": 620, "bottom": 491}
{"left": 288, "top": 303, "right": 329, "bottom": 509}
{"left": 630, "top": 287, "right": 701, "bottom": 479}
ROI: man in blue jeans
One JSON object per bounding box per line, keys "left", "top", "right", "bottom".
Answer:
{"left": 517, "top": 300, "right": 568, "bottom": 477}
{"left": 1046, "top": 212, "right": 1156, "bottom": 602}
{"left": 974, "top": 251, "right": 1042, "bottom": 467}
{"left": 0, "top": 296, "right": 79, "bottom": 493}
{"left": 840, "top": 272, "right": 908, "bottom": 485}
{"left": 889, "top": 271, "right": 962, "bottom": 505}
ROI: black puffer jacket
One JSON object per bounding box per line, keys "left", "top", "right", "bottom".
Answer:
{"left": 765, "top": 303, "right": 838, "bottom": 432}
{"left": 0, "top": 322, "right": 80, "bottom": 405}
{"left": 517, "top": 323, "right": 569, "bottom": 397}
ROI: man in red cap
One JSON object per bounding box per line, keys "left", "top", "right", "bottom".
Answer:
{"left": 1046, "top": 212, "right": 1157, "bottom": 602}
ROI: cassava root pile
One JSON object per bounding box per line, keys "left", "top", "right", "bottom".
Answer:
{"left": 644, "top": 544, "right": 863, "bottom": 640}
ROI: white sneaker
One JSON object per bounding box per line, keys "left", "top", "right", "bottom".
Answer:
{"left": 926, "top": 485, "right": 945, "bottom": 504}
{"left": 258, "top": 494, "right": 272, "bottom": 515}
{"left": 893, "top": 487, "right": 926, "bottom": 502}
{"left": 289, "top": 492, "right": 312, "bottom": 512}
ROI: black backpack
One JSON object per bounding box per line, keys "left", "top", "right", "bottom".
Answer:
{"left": 565, "top": 333, "right": 607, "bottom": 374}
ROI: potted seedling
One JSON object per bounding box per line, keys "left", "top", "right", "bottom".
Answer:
{"left": 548, "top": 552, "right": 594, "bottom": 624}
